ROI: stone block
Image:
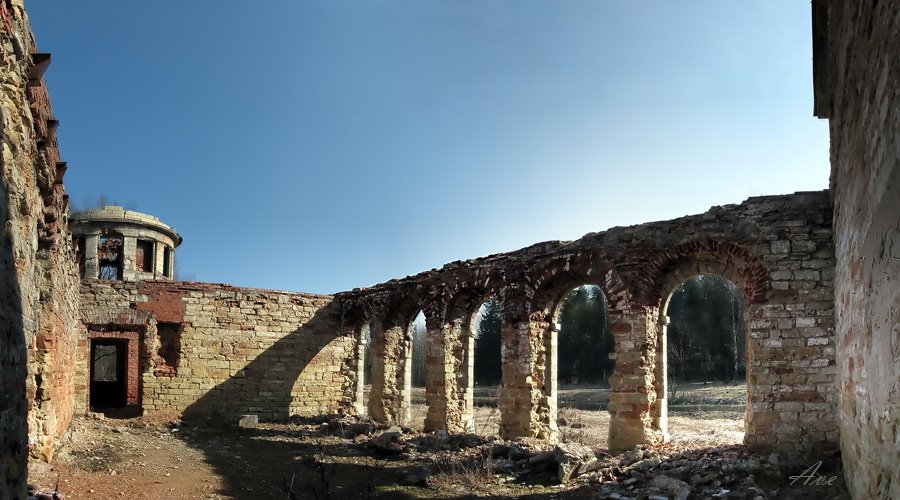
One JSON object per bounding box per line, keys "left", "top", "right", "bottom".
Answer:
{"left": 238, "top": 414, "right": 259, "bottom": 428}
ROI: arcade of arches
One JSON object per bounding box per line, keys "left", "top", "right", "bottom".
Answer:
{"left": 341, "top": 190, "right": 838, "bottom": 453}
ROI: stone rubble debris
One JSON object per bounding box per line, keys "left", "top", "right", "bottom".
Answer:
{"left": 27, "top": 484, "right": 62, "bottom": 500}
{"left": 368, "top": 426, "right": 405, "bottom": 454}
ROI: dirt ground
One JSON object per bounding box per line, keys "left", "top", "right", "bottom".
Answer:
{"left": 28, "top": 383, "right": 844, "bottom": 499}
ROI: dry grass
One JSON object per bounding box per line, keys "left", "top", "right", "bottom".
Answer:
{"left": 403, "top": 382, "right": 745, "bottom": 450}
{"left": 556, "top": 406, "right": 609, "bottom": 448}
{"left": 426, "top": 451, "right": 498, "bottom": 493}
{"left": 410, "top": 381, "right": 744, "bottom": 409}
{"left": 409, "top": 404, "right": 744, "bottom": 449}
{"left": 668, "top": 410, "right": 745, "bottom": 447}
{"left": 668, "top": 381, "right": 746, "bottom": 406}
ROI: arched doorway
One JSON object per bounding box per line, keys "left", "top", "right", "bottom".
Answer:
{"left": 553, "top": 285, "right": 613, "bottom": 447}
{"left": 469, "top": 296, "right": 502, "bottom": 435}
{"left": 354, "top": 323, "right": 372, "bottom": 415}
{"left": 663, "top": 274, "right": 747, "bottom": 446}
{"left": 408, "top": 310, "right": 427, "bottom": 429}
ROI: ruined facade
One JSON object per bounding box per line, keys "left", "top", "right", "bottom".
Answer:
{"left": 76, "top": 191, "right": 839, "bottom": 457}
{"left": 71, "top": 206, "right": 181, "bottom": 281}
{"left": 0, "top": 1, "right": 81, "bottom": 497}
{"left": 78, "top": 280, "right": 355, "bottom": 419}
{"left": 340, "top": 191, "right": 839, "bottom": 452}
{"left": 813, "top": 1, "right": 900, "bottom": 498}
{"left": 2, "top": 2, "right": 898, "bottom": 499}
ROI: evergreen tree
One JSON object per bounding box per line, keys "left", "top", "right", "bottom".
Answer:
{"left": 667, "top": 275, "right": 746, "bottom": 383}
{"left": 558, "top": 285, "right": 613, "bottom": 384}
{"left": 474, "top": 298, "right": 502, "bottom": 385}
{"left": 411, "top": 313, "right": 427, "bottom": 387}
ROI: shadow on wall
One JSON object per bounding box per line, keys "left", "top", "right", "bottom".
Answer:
{"left": 180, "top": 301, "right": 351, "bottom": 423}
{"left": 0, "top": 188, "right": 28, "bottom": 499}
{"left": 172, "top": 302, "right": 353, "bottom": 496}
{"left": 172, "top": 301, "right": 574, "bottom": 498}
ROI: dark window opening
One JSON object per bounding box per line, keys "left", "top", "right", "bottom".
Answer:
{"left": 90, "top": 339, "right": 127, "bottom": 409}
{"left": 155, "top": 322, "right": 181, "bottom": 376}
{"left": 136, "top": 239, "right": 154, "bottom": 273}
{"left": 98, "top": 232, "right": 124, "bottom": 280}
{"left": 162, "top": 247, "right": 171, "bottom": 278}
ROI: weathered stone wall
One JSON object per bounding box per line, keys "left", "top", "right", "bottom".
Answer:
{"left": 341, "top": 191, "right": 838, "bottom": 454}
{"left": 813, "top": 1, "right": 900, "bottom": 498}
{"left": 1, "top": 0, "right": 81, "bottom": 495}
{"left": 78, "top": 280, "right": 357, "bottom": 420}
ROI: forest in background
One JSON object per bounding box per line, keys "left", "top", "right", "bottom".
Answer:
{"left": 369, "top": 274, "right": 747, "bottom": 392}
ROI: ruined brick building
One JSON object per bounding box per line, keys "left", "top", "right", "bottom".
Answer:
{"left": 0, "top": 1, "right": 896, "bottom": 499}
{"left": 70, "top": 206, "right": 181, "bottom": 282}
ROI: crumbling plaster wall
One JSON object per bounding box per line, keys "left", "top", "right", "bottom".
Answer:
{"left": 813, "top": 1, "right": 900, "bottom": 498}
{"left": 1, "top": 0, "right": 80, "bottom": 496}
{"left": 79, "top": 280, "right": 357, "bottom": 420}
{"left": 342, "top": 191, "right": 838, "bottom": 453}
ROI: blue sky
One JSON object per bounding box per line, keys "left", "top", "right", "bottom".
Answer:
{"left": 28, "top": 1, "right": 829, "bottom": 294}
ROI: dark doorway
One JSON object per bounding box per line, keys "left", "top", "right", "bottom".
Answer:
{"left": 90, "top": 339, "right": 128, "bottom": 409}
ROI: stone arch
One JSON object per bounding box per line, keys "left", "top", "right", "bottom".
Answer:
{"left": 342, "top": 297, "right": 385, "bottom": 416}
{"left": 645, "top": 240, "right": 766, "bottom": 445}
{"left": 509, "top": 253, "right": 624, "bottom": 441}
{"left": 641, "top": 240, "right": 768, "bottom": 306}
{"left": 431, "top": 278, "right": 507, "bottom": 432}
{"left": 526, "top": 251, "right": 629, "bottom": 316}
{"left": 367, "top": 291, "right": 430, "bottom": 425}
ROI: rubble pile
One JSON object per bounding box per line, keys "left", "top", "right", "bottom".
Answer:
{"left": 294, "top": 415, "right": 849, "bottom": 498}
{"left": 27, "top": 484, "right": 63, "bottom": 500}
{"left": 585, "top": 445, "right": 847, "bottom": 499}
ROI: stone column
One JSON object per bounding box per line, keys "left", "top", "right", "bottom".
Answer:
{"left": 166, "top": 247, "right": 175, "bottom": 279}
{"left": 153, "top": 241, "right": 163, "bottom": 278}
{"left": 83, "top": 233, "right": 100, "bottom": 279}
{"left": 543, "top": 317, "right": 559, "bottom": 437}
{"left": 354, "top": 325, "right": 367, "bottom": 416}
{"left": 607, "top": 306, "right": 665, "bottom": 451}
{"left": 367, "top": 319, "right": 389, "bottom": 422}
{"left": 122, "top": 236, "right": 137, "bottom": 280}
{"left": 423, "top": 309, "right": 473, "bottom": 433}
{"left": 423, "top": 309, "right": 449, "bottom": 431}
{"left": 652, "top": 314, "right": 670, "bottom": 441}
{"left": 459, "top": 322, "right": 475, "bottom": 431}
{"left": 397, "top": 323, "right": 412, "bottom": 426}
{"left": 367, "top": 319, "right": 410, "bottom": 425}
{"left": 498, "top": 314, "right": 557, "bottom": 441}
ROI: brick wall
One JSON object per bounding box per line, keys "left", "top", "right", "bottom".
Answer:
{"left": 79, "top": 280, "right": 357, "bottom": 421}
{"left": 813, "top": 1, "right": 900, "bottom": 498}
{"left": 1, "top": 0, "right": 81, "bottom": 496}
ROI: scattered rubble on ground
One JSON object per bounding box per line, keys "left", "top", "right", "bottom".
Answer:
{"left": 27, "top": 483, "right": 63, "bottom": 500}
{"left": 29, "top": 414, "right": 850, "bottom": 499}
